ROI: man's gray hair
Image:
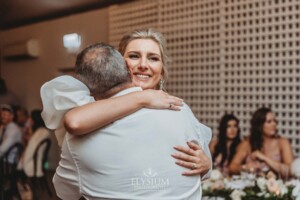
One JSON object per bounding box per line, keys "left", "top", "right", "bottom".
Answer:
{"left": 75, "top": 43, "right": 131, "bottom": 98}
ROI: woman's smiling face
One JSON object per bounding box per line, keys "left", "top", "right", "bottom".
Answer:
{"left": 123, "top": 39, "right": 163, "bottom": 90}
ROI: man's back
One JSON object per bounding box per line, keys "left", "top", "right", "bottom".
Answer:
{"left": 55, "top": 87, "right": 210, "bottom": 200}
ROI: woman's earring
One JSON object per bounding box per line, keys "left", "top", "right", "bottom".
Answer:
{"left": 159, "top": 79, "right": 164, "bottom": 90}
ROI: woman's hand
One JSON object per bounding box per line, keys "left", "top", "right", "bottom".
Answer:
{"left": 171, "top": 141, "right": 211, "bottom": 176}
{"left": 251, "top": 150, "right": 266, "bottom": 162}
{"left": 141, "top": 90, "right": 183, "bottom": 111}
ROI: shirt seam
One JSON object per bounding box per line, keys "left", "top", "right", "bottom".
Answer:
{"left": 66, "top": 134, "right": 84, "bottom": 196}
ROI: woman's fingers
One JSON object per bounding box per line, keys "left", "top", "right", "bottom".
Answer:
{"left": 173, "top": 145, "right": 197, "bottom": 157}
{"left": 168, "top": 96, "right": 184, "bottom": 105}
{"left": 143, "top": 89, "right": 183, "bottom": 110}
{"left": 172, "top": 142, "right": 211, "bottom": 176}
{"left": 166, "top": 96, "right": 183, "bottom": 110}
{"left": 172, "top": 151, "right": 195, "bottom": 163}
{"left": 173, "top": 142, "right": 203, "bottom": 156}
{"left": 187, "top": 141, "right": 201, "bottom": 151}
{"left": 173, "top": 158, "right": 206, "bottom": 176}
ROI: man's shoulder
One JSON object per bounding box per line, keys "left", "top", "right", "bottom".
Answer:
{"left": 198, "top": 122, "right": 211, "bottom": 132}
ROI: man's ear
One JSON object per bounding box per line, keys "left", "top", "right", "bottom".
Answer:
{"left": 127, "top": 68, "right": 133, "bottom": 79}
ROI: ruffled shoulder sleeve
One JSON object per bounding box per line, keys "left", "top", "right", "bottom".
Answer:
{"left": 40, "top": 75, "right": 95, "bottom": 130}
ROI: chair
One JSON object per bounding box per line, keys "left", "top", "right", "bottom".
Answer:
{"left": 0, "top": 142, "right": 23, "bottom": 200}
{"left": 29, "top": 137, "right": 52, "bottom": 200}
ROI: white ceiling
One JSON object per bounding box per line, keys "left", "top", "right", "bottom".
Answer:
{"left": 0, "top": 0, "right": 133, "bottom": 30}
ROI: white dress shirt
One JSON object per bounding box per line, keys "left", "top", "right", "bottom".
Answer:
{"left": 40, "top": 75, "right": 94, "bottom": 147}
{"left": 41, "top": 76, "right": 212, "bottom": 200}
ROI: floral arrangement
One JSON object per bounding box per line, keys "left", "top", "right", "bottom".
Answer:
{"left": 202, "top": 169, "right": 300, "bottom": 200}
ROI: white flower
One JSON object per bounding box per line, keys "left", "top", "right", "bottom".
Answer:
{"left": 257, "top": 177, "right": 267, "bottom": 191}
{"left": 210, "top": 169, "right": 223, "bottom": 181}
{"left": 292, "top": 181, "right": 300, "bottom": 199}
{"left": 280, "top": 184, "right": 288, "bottom": 195}
{"left": 246, "top": 173, "right": 256, "bottom": 181}
{"left": 211, "top": 180, "right": 225, "bottom": 191}
{"left": 257, "top": 192, "right": 266, "bottom": 197}
{"left": 292, "top": 157, "right": 300, "bottom": 178}
{"left": 267, "top": 178, "right": 278, "bottom": 194}
{"left": 202, "top": 180, "right": 212, "bottom": 191}
{"left": 223, "top": 178, "right": 230, "bottom": 189}
{"left": 264, "top": 193, "right": 270, "bottom": 198}
{"left": 230, "top": 189, "right": 245, "bottom": 200}
{"left": 267, "top": 178, "right": 286, "bottom": 196}
{"left": 285, "top": 179, "right": 298, "bottom": 187}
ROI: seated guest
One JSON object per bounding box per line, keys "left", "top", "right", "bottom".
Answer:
{"left": 15, "top": 106, "right": 32, "bottom": 146}
{"left": 210, "top": 114, "right": 241, "bottom": 176}
{"left": 229, "top": 107, "right": 294, "bottom": 178}
{"left": 0, "top": 104, "right": 22, "bottom": 162}
{"left": 18, "top": 109, "right": 50, "bottom": 178}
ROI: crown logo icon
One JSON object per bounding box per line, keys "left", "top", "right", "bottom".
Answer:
{"left": 143, "top": 168, "right": 157, "bottom": 178}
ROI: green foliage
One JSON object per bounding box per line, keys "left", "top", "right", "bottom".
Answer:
{"left": 203, "top": 188, "right": 233, "bottom": 200}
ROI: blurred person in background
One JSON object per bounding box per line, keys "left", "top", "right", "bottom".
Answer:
{"left": 15, "top": 106, "right": 32, "bottom": 146}
{"left": 17, "top": 109, "right": 50, "bottom": 178}
{"left": 229, "top": 107, "right": 294, "bottom": 178}
{"left": 209, "top": 113, "right": 241, "bottom": 176}
{"left": 0, "top": 78, "right": 20, "bottom": 108}
{"left": 0, "top": 104, "right": 22, "bottom": 162}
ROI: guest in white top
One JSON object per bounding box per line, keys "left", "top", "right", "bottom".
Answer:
{"left": 18, "top": 109, "right": 50, "bottom": 177}
{"left": 44, "top": 43, "right": 211, "bottom": 200}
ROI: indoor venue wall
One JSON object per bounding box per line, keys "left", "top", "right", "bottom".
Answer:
{"left": 109, "top": 0, "right": 300, "bottom": 157}
{"left": 0, "top": 8, "right": 109, "bottom": 169}
{"left": 0, "top": 8, "right": 109, "bottom": 111}
{"left": 0, "top": 0, "right": 299, "bottom": 158}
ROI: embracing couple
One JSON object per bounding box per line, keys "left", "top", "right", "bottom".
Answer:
{"left": 41, "top": 28, "right": 212, "bottom": 200}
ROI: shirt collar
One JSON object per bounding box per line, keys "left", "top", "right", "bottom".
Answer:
{"left": 111, "top": 87, "right": 143, "bottom": 98}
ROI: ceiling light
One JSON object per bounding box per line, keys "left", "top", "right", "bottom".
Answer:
{"left": 63, "top": 33, "right": 81, "bottom": 53}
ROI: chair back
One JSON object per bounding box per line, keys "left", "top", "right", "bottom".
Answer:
{"left": 0, "top": 142, "right": 23, "bottom": 199}
{"left": 33, "top": 138, "right": 51, "bottom": 177}
{"left": 0, "top": 142, "right": 23, "bottom": 175}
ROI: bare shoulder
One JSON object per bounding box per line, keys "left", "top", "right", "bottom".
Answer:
{"left": 278, "top": 137, "right": 291, "bottom": 147}
{"left": 238, "top": 139, "right": 251, "bottom": 151}
{"left": 209, "top": 138, "right": 218, "bottom": 152}
{"left": 210, "top": 138, "right": 218, "bottom": 146}
{"left": 240, "top": 138, "right": 250, "bottom": 146}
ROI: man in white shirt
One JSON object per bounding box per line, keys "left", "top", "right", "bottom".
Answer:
{"left": 45, "top": 43, "right": 211, "bottom": 200}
